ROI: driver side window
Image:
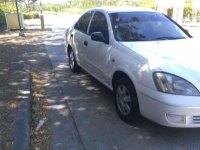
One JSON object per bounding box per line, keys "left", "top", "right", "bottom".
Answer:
{"left": 89, "top": 12, "right": 109, "bottom": 43}
{"left": 74, "top": 11, "right": 93, "bottom": 34}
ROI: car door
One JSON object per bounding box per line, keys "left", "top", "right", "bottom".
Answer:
{"left": 73, "top": 11, "right": 94, "bottom": 69}
{"left": 86, "top": 11, "right": 111, "bottom": 83}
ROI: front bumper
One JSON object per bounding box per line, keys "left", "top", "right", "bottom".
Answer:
{"left": 138, "top": 86, "right": 200, "bottom": 128}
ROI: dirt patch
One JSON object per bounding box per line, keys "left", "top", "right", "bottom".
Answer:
{"left": 30, "top": 69, "right": 51, "bottom": 150}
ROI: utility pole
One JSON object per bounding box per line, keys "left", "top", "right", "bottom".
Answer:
{"left": 15, "top": 0, "right": 24, "bottom": 36}
{"left": 15, "top": 0, "right": 21, "bottom": 31}
{"left": 40, "top": 0, "right": 45, "bottom": 31}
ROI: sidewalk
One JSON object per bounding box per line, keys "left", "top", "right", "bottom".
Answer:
{"left": 42, "top": 71, "right": 85, "bottom": 150}
{"left": 25, "top": 18, "right": 86, "bottom": 149}
{"left": 0, "top": 29, "right": 52, "bottom": 149}
{"left": 0, "top": 30, "right": 30, "bottom": 149}
{"left": 0, "top": 17, "right": 85, "bottom": 149}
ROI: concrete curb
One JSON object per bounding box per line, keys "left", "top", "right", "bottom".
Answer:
{"left": 14, "top": 67, "right": 32, "bottom": 150}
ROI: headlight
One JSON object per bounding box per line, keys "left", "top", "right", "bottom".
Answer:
{"left": 153, "top": 72, "right": 200, "bottom": 96}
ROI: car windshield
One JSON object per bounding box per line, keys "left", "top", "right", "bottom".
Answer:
{"left": 110, "top": 12, "right": 188, "bottom": 41}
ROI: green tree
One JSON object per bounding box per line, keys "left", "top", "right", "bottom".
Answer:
{"left": 139, "top": 0, "right": 156, "bottom": 9}
{"left": 183, "top": 0, "right": 193, "bottom": 20}
{"left": 26, "top": 0, "right": 38, "bottom": 12}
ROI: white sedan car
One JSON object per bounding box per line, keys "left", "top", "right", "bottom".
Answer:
{"left": 65, "top": 7, "right": 200, "bottom": 128}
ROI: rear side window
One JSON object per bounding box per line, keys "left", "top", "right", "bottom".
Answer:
{"left": 74, "top": 11, "right": 93, "bottom": 34}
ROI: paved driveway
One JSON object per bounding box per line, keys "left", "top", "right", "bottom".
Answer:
{"left": 28, "top": 14, "right": 200, "bottom": 150}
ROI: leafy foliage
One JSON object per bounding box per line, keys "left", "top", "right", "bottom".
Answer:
{"left": 0, "top": 2, "right": 16, "bottom": 12}
{"left": 184, "top": 0, "right": 193, "bottom": 19}
{"left": 0, "top": 9, "right": 6, "bottom": 26}
{"left": 23, "top": 12, "right": 39, "bottom": 19}
{"left": 0, "top": 0, "right": 199, "bottom": 22}
{"left": 137, "top": 0, "right": 156, "bottom": 8}
{"left": 40, "top": 0, "right": 156, "bottom": 12}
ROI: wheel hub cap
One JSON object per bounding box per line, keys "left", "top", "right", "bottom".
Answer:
{"left": 116, "top": 85, "right": 131, "bottom": 115}
{"left": 69, "top": 51, "right": 75, "bottom": 69}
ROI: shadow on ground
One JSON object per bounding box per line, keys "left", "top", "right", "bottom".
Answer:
{"left": 0, "top": 29, "right": 52, "bottom": 149}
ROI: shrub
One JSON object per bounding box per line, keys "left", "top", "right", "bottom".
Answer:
{"left": 23, "top": 13, "right": 32, "bottom": 19}
{"left": 32, "top": 12, "right": 39, "bottom": 18}
{"left": 0, "top": 9, "right": 6, "bottom": 26}
{"left": 23, "top": 12, "right": 40, "bottom": 19}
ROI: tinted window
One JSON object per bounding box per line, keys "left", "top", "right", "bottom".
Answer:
{"left": 74, "top": 11, "right": 93, "bottom": 33}
{"left": 110, "top": 12, "right": 188, "bottom": 41}
{"left": 89, "top": 12, "right": 109, "bottom": 43}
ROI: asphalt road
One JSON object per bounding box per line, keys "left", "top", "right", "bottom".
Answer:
{"left": 35, "top": 14, "right": 200, "bottom": 150}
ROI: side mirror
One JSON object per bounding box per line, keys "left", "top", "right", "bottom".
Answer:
{"left": 91, "top": 32, "right": 108, "bottom": 44}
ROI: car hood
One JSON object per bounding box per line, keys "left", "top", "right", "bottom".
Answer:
{"left": 121, "top": 38, "right": 200, "bottom": 83}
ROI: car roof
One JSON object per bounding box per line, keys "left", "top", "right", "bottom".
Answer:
{"left": 90, "top": 6, "right": 157, "bottom": 13}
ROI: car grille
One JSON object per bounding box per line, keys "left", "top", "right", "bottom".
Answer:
{"left": 192, "top": 116, "right": 200, "bottom": 124}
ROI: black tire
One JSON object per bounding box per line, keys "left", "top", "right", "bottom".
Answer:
{"left": 68, "top": 49, "right": 80, "bottom": 73}
{"left": 114, "top": 77, "right": 140, "bottom": 123}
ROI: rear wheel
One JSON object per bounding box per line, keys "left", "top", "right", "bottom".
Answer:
{"left": 114, "top": 77, "right": 140, "bottom": 123}
{"left": 68, "top": 49, "right": 80, "bottom": 73}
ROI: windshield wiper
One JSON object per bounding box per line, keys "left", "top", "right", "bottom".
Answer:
{"left": 154, "top": 37, "right": 185, "bottom": 40}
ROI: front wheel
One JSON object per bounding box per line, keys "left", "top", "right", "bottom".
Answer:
{"left": 114, "top": 77, "right": 140, "bottom": 123}
{"left": 68, "top": 49, "right": 80, "bottom": 73}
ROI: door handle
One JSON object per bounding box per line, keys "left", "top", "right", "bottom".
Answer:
{"left": 84, "top": 41, "right": 88, "bottom": 46}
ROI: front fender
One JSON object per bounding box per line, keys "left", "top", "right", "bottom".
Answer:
{"left": 111, "top": 65, "right": 139, "bottom": 92}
